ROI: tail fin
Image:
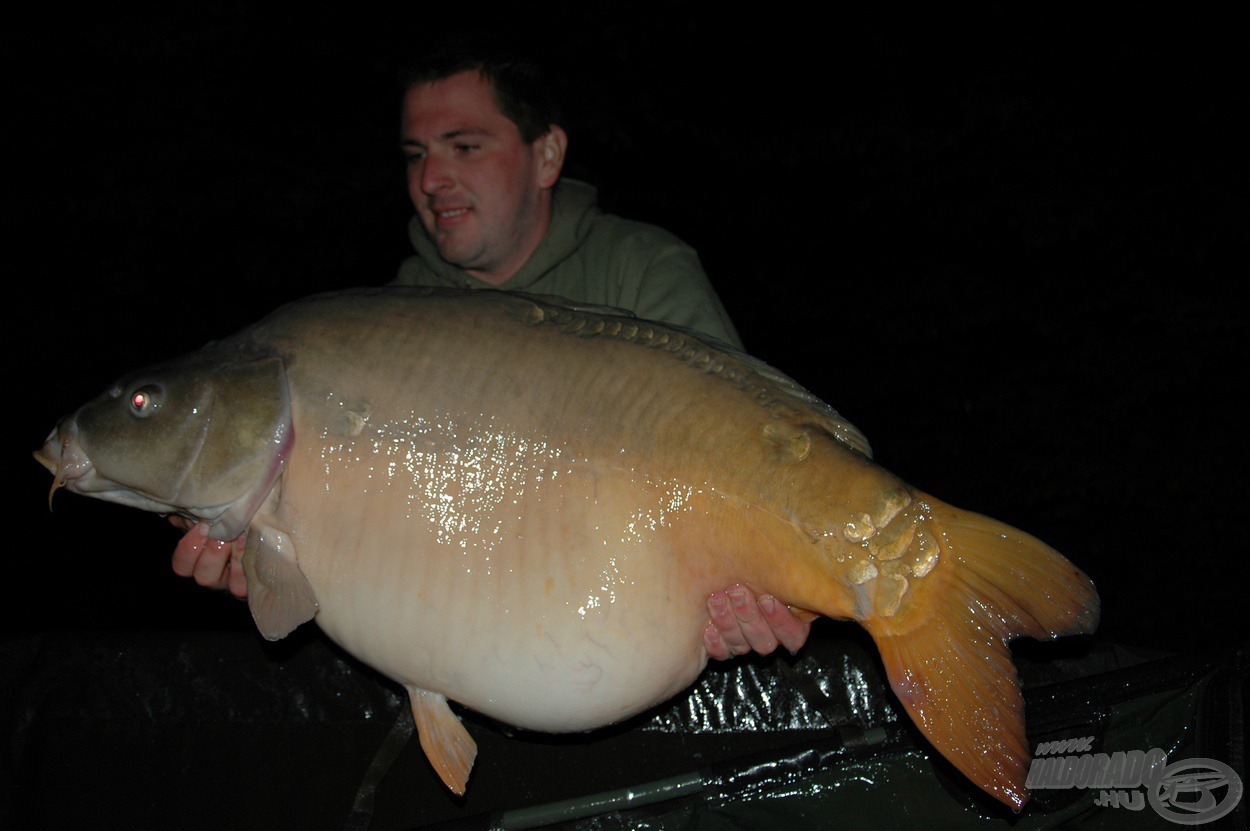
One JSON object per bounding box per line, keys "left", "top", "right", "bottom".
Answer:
{"left": 861, "top": 494, "right": 1099, "bottom": 810}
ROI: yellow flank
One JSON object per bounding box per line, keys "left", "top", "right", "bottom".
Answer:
{"left": 257, "top": 290, "right": 1099, "bottom": 809}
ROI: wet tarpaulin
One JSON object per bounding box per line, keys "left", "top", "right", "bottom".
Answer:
{"left": 1, "top": 629, "right": 1242, "bottom": 830}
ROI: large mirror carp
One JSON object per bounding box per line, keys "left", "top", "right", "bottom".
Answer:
{"left": 35, "top": 287, "right": 1099, "bottom": 809}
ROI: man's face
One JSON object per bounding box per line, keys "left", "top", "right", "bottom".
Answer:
{"left": 401, "top": 70, "right": 560, "bottom": 284}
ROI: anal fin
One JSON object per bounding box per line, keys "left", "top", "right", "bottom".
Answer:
{"left": 242, "top": 525, "right": 319, "bottom": 640}
{"left": 408, "top": 687, "right": 477, "bottom": 796}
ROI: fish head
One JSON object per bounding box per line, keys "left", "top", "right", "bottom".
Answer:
{"left": 35, "top": 344, "right": 293, "bottom": 541}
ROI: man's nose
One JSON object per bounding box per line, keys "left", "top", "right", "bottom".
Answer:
{"left": 419, "top": 154, "right": 454, "bottom": 194}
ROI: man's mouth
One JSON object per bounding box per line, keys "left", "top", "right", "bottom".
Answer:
{"left": 433, "top": 207, "right": 471, "bottom": 227}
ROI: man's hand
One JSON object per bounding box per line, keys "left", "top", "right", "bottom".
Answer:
{"left": 169, "top": 518, "right": 248, "bottom": 598}
{"left": 703, "top": 585, "right": 814, "bottom": 660}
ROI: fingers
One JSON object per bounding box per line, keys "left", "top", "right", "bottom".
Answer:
{"left": 703, "top": 621, "right": 733, "bottom": 660}
{"left": 732, "top": 586, "right": 782, "bottom": 655}
{"left": 703, "top": 584, "right": 814, "bottom": 660}
{"left": 192, "top": 538, "right": 232, "bottom": 590}
{"left": 171, "top": 523, "right": 210, "bottom": 577}
{"left": 226, "top": 532, "right": 249, "bottom": 598}
{"left": 226, "top": 558, "right": 248, "bottom": 598}
{"left": 705, "top": 585, "right": 778, "bottom": 658}
{"left": 168, "top": 515, "right": 195, "bottom": 532}
{"left": 757, "top": 594, "right": 812, "bottom": 655}
{"left": 704, "top": 591, "right": 743, "bottom": 659}
{"left": 171, "top": 523, "right": 249, "bottom": 595}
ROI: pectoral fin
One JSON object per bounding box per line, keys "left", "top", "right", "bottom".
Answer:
{"left": 242, "top": 525, "right": 318, "bottom": 640}
{"left": 408, "top": 687, "right": 477, "bottom": 795}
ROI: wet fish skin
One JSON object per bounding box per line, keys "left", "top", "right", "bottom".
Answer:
{"left": 39, "top": 346, "right": 290, "bottom": 540}
{"left": 35, "top": 287, "right": 1099, "bottom": 809}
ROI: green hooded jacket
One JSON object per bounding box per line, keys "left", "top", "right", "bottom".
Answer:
{"left": 391, "top": 179, "right": 743, "bottom": 349}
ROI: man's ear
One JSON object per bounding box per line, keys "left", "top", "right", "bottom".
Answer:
{"left": 534, "top": 125, "right": 567, "bottom": 189}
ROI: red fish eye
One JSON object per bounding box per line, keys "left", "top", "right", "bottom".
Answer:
{"left": 128, "top": 385, "right": 162, "bottom": 417}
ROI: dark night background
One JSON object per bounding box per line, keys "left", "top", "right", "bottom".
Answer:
{"left": 2, "top": 3, "right": 1245, "bottom": 827}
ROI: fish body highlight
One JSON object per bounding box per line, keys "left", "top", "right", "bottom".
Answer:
{"left": 36, "top": 287, "right": 1099, "bottom": 808}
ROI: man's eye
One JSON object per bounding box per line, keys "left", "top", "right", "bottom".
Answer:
{"left": 454, "top": 144, "right": 480, "bottom": 154}
{"left": 403, "top": 151, "right": 426, "bottom": 164}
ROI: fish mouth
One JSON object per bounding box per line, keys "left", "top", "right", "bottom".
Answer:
{"left": 32, "top": 431, "right": 59, "bottom": 475}
{"left": 34, "top": 415, "right": 266, "bottom": 530}
{"left": 35, "top": 420, "right": 96, "bottom": 509}
{"left": 35, "top": 420, "right": 194, "bottom": 517}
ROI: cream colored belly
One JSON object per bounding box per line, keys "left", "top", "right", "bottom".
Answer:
{"left": 278, "top": 426, "right": 716, "bottom": 732}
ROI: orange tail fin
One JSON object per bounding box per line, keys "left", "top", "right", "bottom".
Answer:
{"left": 862, "top": 494, "right": 1099, "bottom": 810}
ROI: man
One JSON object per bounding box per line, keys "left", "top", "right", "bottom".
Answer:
{"left": 392, "top": 52, "right": 742, "bottom": 348}
{"left": 172, "top": 47, "right": 809, "bottom": 659}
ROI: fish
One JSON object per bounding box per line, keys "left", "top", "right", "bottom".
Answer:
{"left": 34, "top": 286, "right": 1098, "bottom": 810}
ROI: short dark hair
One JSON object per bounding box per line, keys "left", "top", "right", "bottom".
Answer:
{"left": 401, "top": 39, "right": 563, "bottom": 144}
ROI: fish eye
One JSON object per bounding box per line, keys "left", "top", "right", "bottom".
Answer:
{"left": 128, "top": 385, "right": 163, "bottom": 417}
